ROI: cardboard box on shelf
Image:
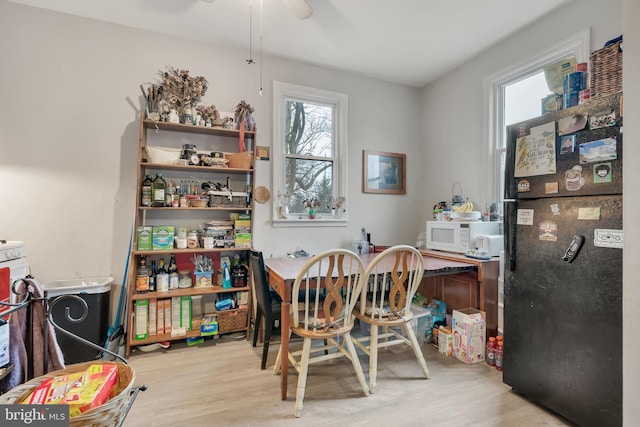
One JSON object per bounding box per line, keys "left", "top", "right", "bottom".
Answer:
{"left": 452, "top": 308, "right": 486, "bottom": 364}
{"left": 152, "top": 225, "right": 175, "bottom": 250}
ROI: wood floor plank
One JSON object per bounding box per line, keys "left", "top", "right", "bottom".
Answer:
{"left": 123, "top": 333, "right": 574, "bottom": 426}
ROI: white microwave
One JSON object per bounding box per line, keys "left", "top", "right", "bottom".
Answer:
{"left": 426, "top": 221, "right": 501, "bottom": 254}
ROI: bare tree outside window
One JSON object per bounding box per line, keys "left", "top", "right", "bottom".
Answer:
{"left": 284, "top": 100, "right": 335, "bottom": 214}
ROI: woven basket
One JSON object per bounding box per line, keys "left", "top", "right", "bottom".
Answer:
{"left": 209, "top": 191, "right": 248, "bottom": 208}
{"left": 226, "top": 151, "right": 253, "bottom": 169}
{"left": 145, "top": 145, "right": 181, "bottom": 164}
{"left": 218, "top": 307, "right": 248, "bottom": 333}
{"left": 589, "top": 39, "right": 623, "bottom": 98}
{"left": 0, "top": 361, "right": 135, "bottom": 427}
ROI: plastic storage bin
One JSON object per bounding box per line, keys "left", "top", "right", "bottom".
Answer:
{"left": 43, "top": 277, "right": 113, "bottom": 364}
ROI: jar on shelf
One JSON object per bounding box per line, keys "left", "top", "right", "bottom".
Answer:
{"left": 179, "top": 270, "right": 192, "bottom": 288}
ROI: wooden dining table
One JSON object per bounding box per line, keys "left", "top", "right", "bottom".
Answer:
{"left": 263, "top": 252, "right": 476, "bottom": 400}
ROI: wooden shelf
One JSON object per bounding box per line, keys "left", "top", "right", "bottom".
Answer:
{"left": 143, "top": 119, "right": 255, "bottom": 137}
{"left": 137, "top": 206, "right": 251, "bottom": 211}
{"left": 141, "top": 162, "right": 253, "bottom": 174}
{"left": 126, "top": 114, "right": 255, "bottom": 358}
{"left": 131, "top": 285, "right": 250, "bottom": 301}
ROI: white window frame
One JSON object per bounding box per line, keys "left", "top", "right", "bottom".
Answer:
{"left": 483, "top": 29, "right": 590, "bottom": 203}
{"left": 272, "top": 81, "right": 348, "bottom": 227}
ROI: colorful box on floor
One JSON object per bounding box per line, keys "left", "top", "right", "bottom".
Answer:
{"left": 452, "top": 308, "right": 486, "bottom": 364}
{"left": 438, "top": 326, "right": 452, "bottom": 357}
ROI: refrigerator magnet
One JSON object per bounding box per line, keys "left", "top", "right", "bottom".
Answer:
{"left": 539, "top": 221, "right": 558, "bottom": 241}
{"left": 565, "top": 165, "right": 585, "bottom": 191}
{"left": 545, "top": 182, "right": 559, "bottom": 194}
{"left": 550, "top": 204, "right": 560, "bottom": 215}
{"left": 517, "top": 179, "right": 531, "bottom": 192}
{"left": 517, "top": 209, "right": 534, "bottom": 225}
{"left": 589, "top": 110, "right": 616, "bottom": 129}
{"left": 594, "top": 162, "right": 612, "bottom": 183}
{"left": 557, "top": 114, "right": 587, "bottom": 135}
{"left": 579, "top": 137, "right": 617, "bottom": 164}
{"left": 578, "top": 207, "right": 601, "bottom": 220}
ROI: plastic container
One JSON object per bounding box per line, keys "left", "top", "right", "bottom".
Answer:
{"left": 486, "top": 336, "right": 497, "bottom": 367}
{"left": 43, "top": 277, "right": 113, "bottom": 364}
{"left": 495, "top": 339, "right": 504, "bottom": 371}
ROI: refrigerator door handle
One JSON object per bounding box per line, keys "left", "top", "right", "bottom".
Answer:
{"left": 504, "top": 199, "right": 517, "bottom": 271}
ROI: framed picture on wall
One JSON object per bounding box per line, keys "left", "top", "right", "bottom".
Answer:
{"left": 362, "top": 150, "right": 406, "bottom": 194}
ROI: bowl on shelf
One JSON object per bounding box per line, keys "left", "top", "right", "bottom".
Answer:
{"left": 190, "top": 198, "right": 209, "bottom": 208}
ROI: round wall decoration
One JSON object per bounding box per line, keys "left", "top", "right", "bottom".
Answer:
{"left": 254, "top": 186, "right": 271, "bottom": 204}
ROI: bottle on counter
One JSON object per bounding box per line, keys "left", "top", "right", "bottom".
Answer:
{"left": 149, "top": 259, "right": 157, "bottom": 292}
{"left": 156, "top": 258, "right": 169, "bottom": 292}
{"left": 168, "top": 254, "right": 179, "bottom": 290}
{"left": 136, "top": 257, "right": 150, "bottom": 293}
{"left": 152, "top": 173, "right": 167, "bottom": 207}
{"left": 141, "top": 175, "right": 153, "bottom": 207}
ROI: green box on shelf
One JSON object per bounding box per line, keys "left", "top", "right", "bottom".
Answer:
{"left": 137, "top": 226, "right": 153, "bottom": 251}
{"left": 152, "top": 225, "right": 175, "bottom": 250}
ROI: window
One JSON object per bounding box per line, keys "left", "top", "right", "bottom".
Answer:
{"left": 484, "top": 29, "right": 589, "bottom": 204}
{"left": 272, "top": 82, "right": 348, "bottom": 225}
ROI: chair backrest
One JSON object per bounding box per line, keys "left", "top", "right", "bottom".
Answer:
{"left": 359, "top": 245, "right": 424, "bottom": 320}
{"left": 249, "top": 250, "right": 273, "bottom": 316}
{"left": 291, "top": 249, "right": 366, "bottom": 332}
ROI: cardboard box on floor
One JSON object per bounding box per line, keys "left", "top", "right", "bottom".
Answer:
{"left": 452, "top": 308, "right": 486, "bottom": 364}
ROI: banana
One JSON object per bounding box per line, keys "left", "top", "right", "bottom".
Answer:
{"left": 452, "top": 203, "right": 464, "bottom": 212}
{"left": 464, "top": 198, "right": 473, "bottom": 212}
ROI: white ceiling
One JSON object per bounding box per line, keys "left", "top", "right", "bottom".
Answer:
{"left": 10, "top": 0, "right": 571, "bottom": 87}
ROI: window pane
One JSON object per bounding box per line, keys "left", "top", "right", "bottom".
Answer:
{"left": 285, "top": 158, "right": 333, "bottom": 213}
{"left": 285, "top": 100, "right": 333, "bottom": 157}
{"left": 504, "top": 71, "right": 552, "bottom": 125}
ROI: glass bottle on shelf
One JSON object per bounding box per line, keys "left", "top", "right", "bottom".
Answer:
{"left": 156, "top": 258, "right": 169, "bottom": 292}
{"left": 136, "top": 257, "right": 150, "bottom": 293}
{"left": 168, "top": 254, "right": 179, "bottom": 290}
{"left": 165, "top": 181, "right": 175, "bottom": 207}
{"left": 152, "top": 173, "right": 167, "bottom": 207}
{"left": 149, "top": 259, "right": 157, "bottom": 292}
{"left": 141, "top": 175, "right": 153, "bottom": 207}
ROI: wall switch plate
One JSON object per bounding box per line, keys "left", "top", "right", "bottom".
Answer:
{"left": 594, "top": 229, "right": 623, "bottom": 249}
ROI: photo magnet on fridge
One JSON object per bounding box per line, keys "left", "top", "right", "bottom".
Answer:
{"left": 593, "top": 162, "right": 612, "bottom": 183}
{"left": 538, "top": 221, "right": 558, "bottom": 241}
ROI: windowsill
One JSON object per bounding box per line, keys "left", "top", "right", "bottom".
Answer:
{"left": 272, "top": 215, "right": 348, "bottom": 227}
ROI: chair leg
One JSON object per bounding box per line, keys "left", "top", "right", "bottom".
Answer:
{"left": 294, "top": 338, "right": 313, "bottom": 418}
{"left": 403, "top": 323, "right": 430, "bottom": 379}
{"left": 369, "top": 324, "right": 379, "bottom": 393}
{"left": 344, "top": 334, "right": 370, "bottom": 397}
{"left": 252, "top": 307, "right": 263, "bottom": 348}
{"left": 261, "top": 317, "right": 273, "bottom": 370}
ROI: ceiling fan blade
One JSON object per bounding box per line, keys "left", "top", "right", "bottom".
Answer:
{"left": 281, "top": 0, "right": 313, "bottom": 20}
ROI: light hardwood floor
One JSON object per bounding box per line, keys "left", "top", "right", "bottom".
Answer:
{"left": 123, "top": 330, "right": 574, "bottom": 427}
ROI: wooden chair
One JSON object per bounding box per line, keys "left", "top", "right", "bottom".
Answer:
{"left": 353, "top": 245, "right": 430, "bottom": 393}
{"left": 274, "top": 249, "right": 370, "bottom": 417}
{"left": 249, "top": 250, "right": 282, "bottom": 370}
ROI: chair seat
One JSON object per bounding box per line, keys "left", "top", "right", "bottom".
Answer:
{"left": 354, "top": 309, "right": 414, "bottom": 327}
{"left": 291, "top": 322, "right": 354, "bottom": 339}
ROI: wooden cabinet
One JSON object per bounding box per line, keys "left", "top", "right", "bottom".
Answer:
{"left": 125, "top": 117, "right": 254, "bottom": 357}
{"left": 419, "top": 250, "right": 499, "bottom": 337}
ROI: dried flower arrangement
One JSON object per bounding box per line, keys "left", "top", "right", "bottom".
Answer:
{"left": 328, "top": 197, "right": 346, "bottom": 210}
{"left": 196, "top": 104, "right": 220, "bottom": 123}
{"left": 158, "top": 66, "right": 208, "bottom": 111}
{"left": 235, "top": 100, "right": 255, "bottom": 131}
{"left": 303, "top": 198, "right": 322, "bottom": 209}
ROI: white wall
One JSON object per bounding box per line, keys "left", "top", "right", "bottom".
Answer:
{"left": 622, "top": 0, "right": 640, "bottom": 423}
{"left": 0, "top": 0, "right": 422, "bottom": 287}
{"left": 419, "top": 0, "right": 622, "bottom": 223}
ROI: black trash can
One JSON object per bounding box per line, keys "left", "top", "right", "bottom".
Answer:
{"left": 43, "top": 277, "right": 112, "bottom": 364}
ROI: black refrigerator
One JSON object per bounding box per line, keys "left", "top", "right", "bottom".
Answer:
{"left": 503, "top": 94, "right": 622, "bottom": 427}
